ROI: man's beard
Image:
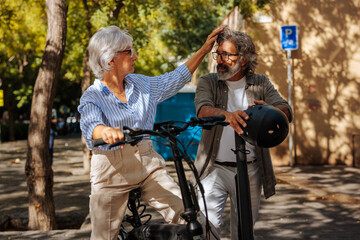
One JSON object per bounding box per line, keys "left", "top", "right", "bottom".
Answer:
{"left": 217, "top": 60, "right": 242, "bottom": 80}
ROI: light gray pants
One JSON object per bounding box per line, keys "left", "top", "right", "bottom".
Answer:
{"left": 90, "top": 140, "right": 184, "bottom": 240}
{"left": 198, "top": 162, "right": 261, "bottom": 240}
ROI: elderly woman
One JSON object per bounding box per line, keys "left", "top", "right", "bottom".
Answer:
{"left": 78, "top": 25, "right": 222, "bottom": 240}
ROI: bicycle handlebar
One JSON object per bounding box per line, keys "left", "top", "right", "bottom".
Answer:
{"left": 91, "top": 114, "right": 228, "bottom": 148}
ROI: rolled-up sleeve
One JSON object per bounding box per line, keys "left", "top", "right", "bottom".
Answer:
{"left": 194, "top": 75, "right": 216, "bottom": 116}
{"left": 262, "top": 77, "right": 293, "bottom": 122}
{"left": 78, "top": 95, "right": 105, "bottom": 147}
{"left": 151, "top": 64, "right": 192, "bottom": 103}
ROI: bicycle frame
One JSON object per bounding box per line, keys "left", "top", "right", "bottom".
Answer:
{"left": 159, "top": 127, "right": 203, "bottom": 238}
{"left": 121, "top": 129, "right": 200, "bottom": 240}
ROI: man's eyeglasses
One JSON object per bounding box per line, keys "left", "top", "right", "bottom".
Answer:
{"left": 117, "top": 48, "right": 135, "bottom": 58}
{"left": 212, "top": 51, "right": 240, "bottom": 61}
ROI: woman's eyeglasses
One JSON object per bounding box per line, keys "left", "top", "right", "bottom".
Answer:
{"left": 117, "top": 48, "right": 136, "bottom": 58}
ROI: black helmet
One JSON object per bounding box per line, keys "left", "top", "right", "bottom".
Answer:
{"left": 240, "top": 105, "right": 289, "bottom": 148}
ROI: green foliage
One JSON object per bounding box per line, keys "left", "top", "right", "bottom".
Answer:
{"left": 233, "top": 0, "right": 273, "bottom": 19}
{"left": 13, "top": 84, "right": 33, "bottom": 108}
{"left": 0, "top": 0, "right": 273, "bottom": 128}
{"left": 62, "top": 0, "right": 89, "bottom": 83}
{"left": 0, "top": 0, "right": 46, "bottom": 119}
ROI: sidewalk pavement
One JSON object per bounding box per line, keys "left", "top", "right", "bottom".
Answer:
{"left": 1, "top": 135, "right": 359, "bottom": 239}
{"left": 258, "top": 165, "right": 360, "bottom": 239}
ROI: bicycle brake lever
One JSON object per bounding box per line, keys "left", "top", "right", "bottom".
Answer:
{"left": 217, "top": 121, "right": 229, "bottom": 126}
{"left": 201, "top": 121, "right": 229, "bottom": 130}
{"left": 123, "top": 126, "right": 141, "bottom": 134}
{"left": 128, "top": 136, "right": 143, "bottom": 146}
{"left": 153, "top": 120, "right": 174, "bottom": 131}
{"left": 202, "top": 123, "right": 214, "bottom": 130}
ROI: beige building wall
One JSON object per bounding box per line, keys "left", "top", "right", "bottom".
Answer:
{"left": 210, "top": 0, "right": 360, "bottom": 166}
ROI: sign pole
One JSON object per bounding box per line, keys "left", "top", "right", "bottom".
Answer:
{"left": 281, "top": 25, "right": 297, "bottom": 167}
{"left": 287, "top": 50, "right": 293, "bottom": 166}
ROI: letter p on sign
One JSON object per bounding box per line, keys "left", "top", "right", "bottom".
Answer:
{"left": 285, "top": 29, "right": 292, "bottom": 38}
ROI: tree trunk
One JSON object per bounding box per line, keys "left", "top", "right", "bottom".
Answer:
{"left": 25, "top": 0, "right": 67, "bottom": 231}
{"left": 81, "top": 0, "right": 93, "bottom": 173}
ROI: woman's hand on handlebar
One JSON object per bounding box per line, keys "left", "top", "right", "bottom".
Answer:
{"left": 93, "top": 125, "right": 125, "bottom": 145}
{"left": 101, "top": 127, "right": 124, "bottom": 145}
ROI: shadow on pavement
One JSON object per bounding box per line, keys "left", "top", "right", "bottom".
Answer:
{"left": 0, "top": 134, "right": 90, "bottom": 232}
{"left": 1, "top": 135, "right": 360, "bottom": 239}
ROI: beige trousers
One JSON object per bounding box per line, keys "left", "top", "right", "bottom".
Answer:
{"left": 90, "top": 140, "right": 184, "bottom": 240}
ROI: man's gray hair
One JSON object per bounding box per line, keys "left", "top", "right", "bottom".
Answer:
{"left": 217, "top": 26, "right": 258, "bottom": 76}
{"left": 88, "top": 26, "right": 133, "bottom": 78}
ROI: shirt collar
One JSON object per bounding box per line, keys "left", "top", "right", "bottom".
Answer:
{"left": 95, "top": 77, "right": 134, "bottom": 99}
{"left": 94, "top": 79, "right": 112, "bottom": 95}
{"left": 246, "top": 74, "right": 255, "bottom": 85}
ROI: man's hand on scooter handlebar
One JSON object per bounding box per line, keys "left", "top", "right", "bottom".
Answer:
{"left": 194, "top": 114, "right": 226, "bottom": 123}
{"left": 190, "top": 115, "right": 229, "bottom": 129}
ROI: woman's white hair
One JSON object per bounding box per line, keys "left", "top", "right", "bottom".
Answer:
{"left": 88, "top": 26, "right": 133, "bottom": 78}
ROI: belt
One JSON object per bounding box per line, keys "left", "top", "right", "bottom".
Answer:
{"left": 215, "top": 159, "right": 257, "bottom": 168}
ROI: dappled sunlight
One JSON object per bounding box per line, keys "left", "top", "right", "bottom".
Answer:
{"left": 250, "top": 0, "right": 360, "bottom": 165}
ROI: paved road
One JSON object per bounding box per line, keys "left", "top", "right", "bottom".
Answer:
{"left": 1, "top": 135, "right": 359, "bottom": 239}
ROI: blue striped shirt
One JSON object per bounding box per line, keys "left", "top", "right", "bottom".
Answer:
{"left": 78, "top": 64, "right": 192, "bottom": 150}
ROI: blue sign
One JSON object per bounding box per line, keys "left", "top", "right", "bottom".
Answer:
{"left": 280, "top": 25, "right": 298, "bottom": 50}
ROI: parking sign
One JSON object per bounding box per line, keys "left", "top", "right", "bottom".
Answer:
{"left": 280, "top": 25, "right": 298, "bottom": 50}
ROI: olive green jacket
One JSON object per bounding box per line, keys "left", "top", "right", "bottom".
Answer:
{"left": 194, "top": 73, "right": 293, "bottom": 199}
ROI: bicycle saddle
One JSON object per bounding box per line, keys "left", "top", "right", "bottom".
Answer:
{"left": 240, "top": 105, "right": 289, "bottom": 148}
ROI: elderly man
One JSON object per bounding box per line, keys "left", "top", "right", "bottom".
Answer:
{"left": 194, "top": 26, "right": 293, "bottom": 239}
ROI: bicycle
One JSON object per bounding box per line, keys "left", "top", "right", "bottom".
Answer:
{"left": 92, "top": 115, "right": 228, "bottom": 240}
